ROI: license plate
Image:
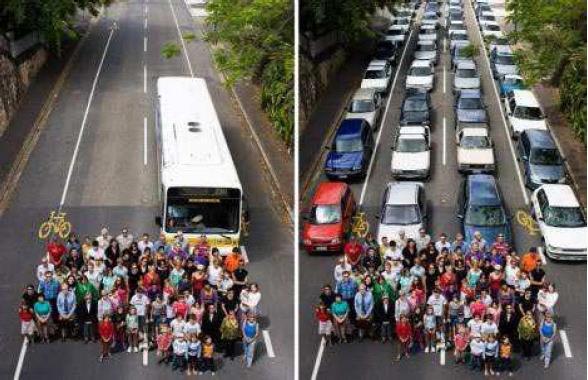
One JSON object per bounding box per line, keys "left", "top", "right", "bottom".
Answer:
{"left": 338, "top": 175, "right": 348, "bottom": 179}
{"left": 316, "top": 246, "right": 328, "bottom": 251}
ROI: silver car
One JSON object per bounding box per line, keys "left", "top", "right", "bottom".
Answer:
{"left": 414, "top": 40, "right": 438, "bottom": 65}
{"left": 345, "top": 88, "right": 383, "bottom": 132}
{"left": 418, "top": 24, "right": 438, "bottom": 43}
{"left": 453, "top": 60, "right": 481, "bottom": 93}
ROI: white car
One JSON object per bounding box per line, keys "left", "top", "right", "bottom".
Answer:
{"left": 391, "top": 126, "right": 431, "bottom": 179}
{"left": 481, "top": 22, "right": 503, "bottom": 38}
{"left": 478, "top": 11, "right": 497, "bottom": 27}
{"left": 422, "top": 12, "right": 440, "bottom": 27}
{"left": 448, "top": 20, "right": 467, "bottom": 36}
{"left": 406, "top": 60, "right": 435, "bottom": 91}
{"left": 392, "top": 17, "right": 411, "bottom": 33}
{"left": 456, "top": 126, "right": 495, "bottom": 173}
{"left": 361, "top": 60, "right": 393, "bottom": 94}
{"left": 377, "top": 182, "right": 428, "bottom": 243}
{"left": 385, "top": 25, "right": 407, "bottom": 44}
{"left": 531, "top": 184, "right": 587, "bottom": 260}
{"left": 414, "top": 40, "right": 438, "bottom": 64}
{"left": 449, "top": 30, "right": 469, "bottom": 49}
{"left": 418, "top": 24, "right": 438, "bottom": 42}
{"left": 345, "top": 88, "right": 383, "bottom": 131}
{"left": 504, "top": 89, "right": 547, "bottom": 137}
{"left": 453, "top": 60, "right": 481, "bottom": 93}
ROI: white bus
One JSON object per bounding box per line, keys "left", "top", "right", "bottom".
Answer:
{"left": 155, "top": 76, "right": 245, "bottom": 252}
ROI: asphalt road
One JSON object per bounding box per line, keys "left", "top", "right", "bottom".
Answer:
{"left": 299, "top": 2, "right": 586, "bottom": 379}
{"left": 0, "top": 0, "right": 293, "bottom": 379}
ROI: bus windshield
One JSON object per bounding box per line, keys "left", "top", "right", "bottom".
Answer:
{"left": 165, "top": 187, "right": 241, "bottom": 234}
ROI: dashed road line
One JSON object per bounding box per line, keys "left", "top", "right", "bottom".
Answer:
{"left": 13, "top": 337, "right": 28, "bottom": 380}
{"left": 144, "top": 36, "right": 147, "bottom": 52}
{"left": 310, "top": 337, "right": 326, "bottom": 380}
{"left": 440, "top": 348, "right": 446, "bottom": 366}
{"left": 143, "top": 64, "right": 147, "bottom": 93}
{"left": 143, "top": 117, "right": 148, "bottom": 166}
{"left": 167, "top": 0, "right": 195, "bottom": 78}
{"left": 560, "top": 330, "right": 573, "bottom": 358}
{"left": 443, "top": 117, "right": 447, "bottom": 166}
{"left": 262, "top": 330, "right": 276, "bottom": 358}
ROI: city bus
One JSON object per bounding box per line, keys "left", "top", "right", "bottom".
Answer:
{"left": 155, "top": 76, "right": 245, "bottom": 253}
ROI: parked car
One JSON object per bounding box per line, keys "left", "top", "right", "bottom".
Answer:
{"left": 400, "top": 88, "right": 432, "bottom": 126}
{"left": 504, "top": 89, "right": 547, "bottom": 137}
{"left": 392, "top": 17, "right": 411, "bottom": 33}
{"left": 374, "top": 40, "right": 397, "bottom": 64}
{"left": 377, "top": 182, "right": 428, "bottom": 242}
{"left": 324, "top": 119, "right": 374, "bottom": 180}
{"left": 457, "top": 174, "right": 512, "bottom": 244}
{"left": 455, "top": 89, "right": 487, "bottom": 125}
{"left": 448, "top": 10, "right": 464, "bottom": 23}
{"left": 478, "top": 11, "right": 497, "bottom": 27}
{"left": 490, "top": 46, "right": 519, "bottom": 78}
{"left": 345, "top": 88, "right": 383, "bottom": 132}
{"left": 449, "top": 30, "right": 470, "bottom": 50}
{"left": 422, "top": 11, "right": 440, "bottom": 28}
{"left": 385, "top": 25, "right": 407, "bottom": 45}
{"left": 302, "top": 182, "right": 356, "bottom": 253}
{"left": 498, "top": 74, "right": 525, "bottom": 97}
{"left": 451, "top": 43, "right": 473, "bottom": 68}
{"left": 531, "top": 184, "right": 587, "bottom": 260}
{"left": 475, "top": 3, "right": 492, "bottom": 17}
{"left": 391, "top": 126, "right": 431, "bottom": 179}
{"left": 447, "top": 20, "right": 466, "bottom": 36}
{"left": 487, "top": 36, "right": 509, "bottom": 52}
{"left": 361, "top": 60, "right": 393, "bottom": 94}
{"left": 418, "top": 24, "right": 438, "bottom": 43}
{"left": 414, "top": 40, "right": 438, "bottom": 64}
{"left": 518, "top": 129, "right": 566, "bottom": 189}
{"left": 456, "top": 126, "right": 495, "bottom": 173}
{"left": 480, "top": 22, "right": 503, "bottom": 38}
{"left": 453, "top": 60, "right": 481, "bottom": 93}
{"left": 406, "top": 60, "right": 435, "bottom": 91}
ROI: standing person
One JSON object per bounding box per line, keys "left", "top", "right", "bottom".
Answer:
{"left": 330, "top": 293, "right": 350, "bottom": 343}
{"left": 520, "top": 247, "right": 540, "bottom": 273}
{"left": 314, "top": 302, "right": 333, "bottom": 345}
{"left": 498, "top": 335, "right": 514, "bottom": 376}
{"left": 200, "top": 335, "right": 216, "bottom": 375}
{"left": 539, "top": 313, "right": 557, "bottom": 369}
{"left": 56, "top": 283, "right": 76, "bottom": 341}
{"left": 220, "top": 310, "right": 241, "bottom": 360}
{"left": 126, "top": 306, "right": 140, "bottom": 353}
{"left": 18, "top": 301, "right": 35, "bottom": 343}
{"left": 537, "top": 283, "right": 559, "bottom": 316}
{"left": 186, "top": 335, "right": 202, "bottom": 375}
{"left": 354, "top": 284, "right": 374, "bottom": 341}
{"left": 77, "top": 292, "right": 98, "bottom": 343}
{"left": 33, "top": 294, "right": 52, "bottom": 343}
{"left": 242, "top": 313, "right": 260, "bottom": 368}
{"left": 374, "top": 295, "right": 395, "bottom": 343}
{"left": 202, "top": 304, "right": 223, "bottom": 345}
{"left": 395, "top": 314, "right": 412, "bottom": 361}
{"left": 453, "top": 324, "right": 469, "bottom": 364}
{"left": 38, "top": 271, "right": 60, "bottom": 322}
{"left": 517, "top": 310, "right": 538, "bottom": 360}
{"left": 416, "top": 228, "right": 431, "bottom": 251}
{"left": 335, "top": 271, "right": 358, "bottom": 320}
{"left": 484, "top": 334, "right": 499, "bottom": 376}
{"left": 98, "top": 315, "right": 114, "bottom": 362}
{"left": 130, "top": 288, "right": 150, "bottom": 338}
{"left": 172, "top": 334, "right": 188, "bottom": 372}
{"left": 499, "top": 304, "right": 519, "bottom": 350}
{"left": 112, "top": 306, "right": 127, "bottom": 352}
{"left": 469, "top": 335, "right": 485, "bottom": 372}
{"left": 423, "top": 306, "right": 437, "bottom": 353}
{"left": 156, "top": 324, "right": 173, "bottom": 364}
{"left": 333, "top": 257, "right": 352, "bottom": 284}
{"left": 394, "top": 291, "right": 411, "bottom": 322}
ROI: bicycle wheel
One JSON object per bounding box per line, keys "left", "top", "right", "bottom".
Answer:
{"left": 38, "top": 222, "right": 52, "bottom": 239}
{"left": 58, "top": 221, "right": 72, "bottom": 239}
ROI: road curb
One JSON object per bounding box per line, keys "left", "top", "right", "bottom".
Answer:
{"left": 0, "top": 16, "right": 101, "bottom": 217}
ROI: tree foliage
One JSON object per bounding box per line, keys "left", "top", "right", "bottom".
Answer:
{"left": 205, "top": 0, "right": 293, "bottom": 147}
{"left": 506, "top": 0, "right": 586, "bottom": 142}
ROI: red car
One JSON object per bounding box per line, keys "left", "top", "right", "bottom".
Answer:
{"left": 303, "top": 182, "right": 356, "bottom": 253}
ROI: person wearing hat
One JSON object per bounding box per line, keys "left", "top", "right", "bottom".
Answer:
{"left": 172, "top": 333, "right": 188, "bottom": 371}
{"left": 375, "top": 294, "right": 395, "bottom": 343}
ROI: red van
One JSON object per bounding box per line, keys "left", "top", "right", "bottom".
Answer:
{"left": 302, "top": 182, "right": 357, "bottom": 253}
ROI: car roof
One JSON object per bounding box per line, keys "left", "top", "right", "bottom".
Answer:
{"left": 457, "top": 61, "right": 476, "bottom": 69}
{"left": 417, "top": 40, "right": 435, "bottom": 46}
{"left": 483, "top": 21, "right": 501, "bottom": 27}
{"left": 351, "top": 88, "right": 377, "bottom": 101}
{"left": 461, "top": 127, "right": 489, "bottom": 136}
{"left": 540, "top": 185, "right": 580, "bottom": 208}
{"left": 503, "top": 74, "right": 523, "bottom": 80}
{"left": 523, "top": 129, "right": 556, "bottom": 149}
{"left": 388, "top": 24, "right": 405, "bottom": 30}
{"left": 411, "top": 60, "right": 432, "bottom": 67}
{"left": 313, "top": 182, "right": 348, "bottom": 205}
{"left": 512, "top": 89, "right": 540, "bottom": 107}
{"left": 399, "top": 126, "right": 428, "bottom": 135}
{"left": 459, "top": 89, "right": 482, "bottom": 98}
{"left": 467, "top": 174, "right": 501, "bottom": 206}
{"left": 420, "top": 24, "right": 436, "bottom": 30}
{"left": 367, "top": 64, "right": 385, "bottom": 71}
{"left": 336, "top": 119, "right": 364, "bottom": 137}
{"left": 405, "top": 88, "right": 428, "bottom": 98}
{"left": 481, "top": 11, "right": 495, "bottom": 16}
{"left": 370, "top": 59, "right": 388, "bottom": 66}
{"left": 385, "top": 182, "right": 422, "bottom": 205}
{"left": 450, "top": 30, "right": 468, "bottom": 36}
{"left": 493, "top": 45, "right": 513, "bottom": 55}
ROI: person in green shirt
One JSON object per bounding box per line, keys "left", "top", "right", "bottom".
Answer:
{"left": 33, "top": 294, "right": 51, "bottom": 343}
{"left": 330, "top": 294, "right": 350, "bottom": 343}
{"left": 372, "top": 276, "right": 395, "bottom": 305}
{"left": 75, "top": 275, "right": 99, "bottom": 303}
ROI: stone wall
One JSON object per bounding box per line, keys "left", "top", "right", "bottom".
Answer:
{"left": 0, "top": 48, "right": 48, "bottom": 136}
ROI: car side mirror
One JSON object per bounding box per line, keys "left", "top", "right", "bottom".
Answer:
{"left": 456, "top": 213, "right": 464, "bottom": 219}
{"left": 155, "top": 216, "right": 162, "bottom": 226}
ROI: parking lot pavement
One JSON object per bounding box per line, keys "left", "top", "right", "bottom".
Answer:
{"left": 299, "top": 2, "right": 586, "bottom": 379}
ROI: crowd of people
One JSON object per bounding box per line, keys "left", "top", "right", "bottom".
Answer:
{"left": 315, "top": 229, "right": 560, "bottom": 376}
{"left": 19, "top": 227, "right": 263, "bottom": 374}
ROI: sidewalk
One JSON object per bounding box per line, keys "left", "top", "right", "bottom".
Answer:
{"left": 232, "top": 80, "right": 294, "bottom": 215}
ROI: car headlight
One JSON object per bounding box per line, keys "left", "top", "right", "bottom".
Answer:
{"left": 331, "top": 237, "right": 341, "bottom": 244}
{"left": 352, "top": 163, "right": 362, "bottom": 171}
{"left": 303, "top": 239, "right": 312, "bottom": 246}
{"left": 546, "top": 244, "right": 562, "bottom": 254}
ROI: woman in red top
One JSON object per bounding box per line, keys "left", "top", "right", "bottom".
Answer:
{"left": 18, "top": 301, "right": 35, "bottom": 341}
{"left": 98, "top": 315, "right": 114, "bottom": 362}
{"left": 395, "top": 314, "right": 413, "bottom": 361}
{"left": 343, "top": 236, "right": 364, "bottom": 268}
{"left": 488, "top": 265, "right": 503, "bottom": 299}
{"left": 314, "top": 302, "right": 333, "bottom": 345}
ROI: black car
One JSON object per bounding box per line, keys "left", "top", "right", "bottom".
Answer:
{"left": 400, "top": 88, "right": 432, "bottom": 126}
{"left": 375, "top": 40, "right": 397, "bottom": 64}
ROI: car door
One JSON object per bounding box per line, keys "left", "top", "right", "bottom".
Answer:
{"left": 374, "top": 92, "right": 383, "bottom": 127}
{"left": 362, "top": 123, "right": 373, "bottom": 169}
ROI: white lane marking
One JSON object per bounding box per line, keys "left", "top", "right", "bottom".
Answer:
{"left": 537, "top": 246, "right": 547, "bottom": 265}
{"left": 560, "top": 330, "right": 573, "bottom": 358}
{"left": 443, "top": 117, "right": 447, "bottom": 166}
{"left": 144, "top": 36, "right": 147, "bottom": 52}
{"left": 359, "top": 25, "right": 417, "bottom": 205}
{"left": 59, "top": 24, "right": 116, "bottom": 208}
{"left": 444, "top": 36, "right": 447, "bottom": 52}
{"left": 440, "top": 348, "right": 446, "bottom": 365}
{"left": 443, "top": 66, "right": 446, "bottom": 93}
{"left": 262, "top": 330, "right": 276, "bottom": 358}
{"left": 167, "top": 0, "right": 195, "bottom": 78}
{"left": 143, "top": 346, "right": 148, "bottom": 366}
{"left": 143, "top": 64, "right": 147, "bottom": 93}
{"left": 143, "top": 117, "right": 148, "bottom": 166}
{"left": 466, "top": 0, "right": 529, "bottom": 204}
{"left": 13, "top": 337, "right": 28, "bottom": 380}
{"left": 310, "top": 337, "right": 326, "bottom": 380}
{"left": 144, "top": 16, "right": 148, "bottom": 29}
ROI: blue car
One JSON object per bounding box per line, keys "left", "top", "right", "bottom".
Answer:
{"left": 455, "top": 89, "right": 487, "bottom": 125}
{"left": 457, "top": 174, "right": 512, "bottom": 244}
{"left": 498, "top": 74, "right": 525, "bottom": 97}
{"left": 518, "top": 130, "right": 566, "bottom": 189}
{"left": 324, "top": 119, "right": 374, "bottom": 180}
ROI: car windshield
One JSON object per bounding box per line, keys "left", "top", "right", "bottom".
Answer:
{"left": 334, "top": 137, "right": 363, "bottom": 152}
{"left": 404, "top": 98, "right": 428, "bottom": 111}
{"left": 461, "top": 135, "right": 490, "bottom": 148}
{"left": 544, "top": 206, "right": 586, "bottom": 228}
{"left": 410, "top": 66, "right": 432, "bottom": 76}
{"left": 485, "top": 24, "right": 501, "bottom": 31}
{"left": 450, "top": 13, "right": 463, "bottom": 20}
{"left": 481, "top": 15, "right": 496, "bottom": 21}
{"left": 495, "top": 55, "right": 515, "bottom": 65}
{"left": 417, "top": 44, "right": 435, "bottom": 51}
{"left": 387, "top": 29, "right": 403, "bottom": 36}
{"left": 457, "top": 68, "right": 477, "bottom": 78}
{"left": 465, "top": 205, "right": 506, "bottom": 226}
{"left": 421, "top": 28, "right": 436, "bottom": 35}
{"left": 452, "top": 34, "right": 468, "bottom": 40}
{"left": 310, "top": 204, "right": 341, "bottom": 225}
{"left": 504, "top": 77, "right": 522, "bottom": 85}
{"left": 395, "top": 18, "right": 409, "bottom": 25}
{"left": 350, "top": 99, "right": 375, "bottom": 113}
{"left": 530, "top": 148, "right": 561, "bottom": 165}
{"left": 397, "top": 137, "right": 427, "bottom": 152}
{"left": 365, "top": 69, "right": 385, "bottom": 79}
{"left": 382, "top": 205, "right": 420, "bottom": 225}
{"left": 424, "top": 14, "right": 437, "bottom": 20}
{"left": 514, "top": 106, "right": 543, "bottom": 120}
{"left": 458, "top": 97, "right": 483, "bottom": 109}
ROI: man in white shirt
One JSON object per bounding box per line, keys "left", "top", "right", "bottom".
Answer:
{"left": 333, "top": 257, "right": 351, "bottom": 283}
{"left": 384, "top": 241, "right": 403, "bottom": 262}
{"left": 138, "top": 233, "right": 154, "bottom": 253}
{"left": 87, "top": 240, "right": 105, "bottom": 261}
{"left": 170, "top": 315, "right": 187, "bottom": 337}
{"left": 467, "top": 314, "right": 483, "bottom": 338}
{"left": 116, "top": 227, "right": 134, "bottom": 250}
{"left": 427, "top": 289, "right": 447, "bottom": 325}
{"left": 96, "top": 228, "right": 112, "bottom": 250}
{"left": 36, "top": 257, "right": 55, "bottom": 283}
{"left": 130, "top": 289, "right": 150, "bottom": 334}
{"left": 416, "top": 228, "right": 431, "bottom": 251}
{"left": 434, "top": 233, "right": 451, "bottom": 253}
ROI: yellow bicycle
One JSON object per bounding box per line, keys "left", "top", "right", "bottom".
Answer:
{"left": 351, "top": 212, "right": 369, "bottom": 238}
{"left": 38, "top": 211, "right": 72, "bottom": 239}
